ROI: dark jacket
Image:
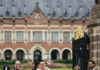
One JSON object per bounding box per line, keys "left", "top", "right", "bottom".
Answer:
{"left": 32, "top": 68, "right": 36, "bottom": 70}
{"left": 3, "top": 66, "right": 10, "bottom": 70}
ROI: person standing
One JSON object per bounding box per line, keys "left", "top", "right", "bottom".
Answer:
{"left": 87, "top": 60, "right": 97, "bottom": 70}
{"left": 37, "top": 60, "right": 49, "bottom": 70}
{"left": 32, "top": 63, "right": 40, "bottom": 70}
{"left": 3, "top": 64, "right": 10, "bottom": 70}
{"left": 14, "top": 61, "right": 21, "bottom": 70}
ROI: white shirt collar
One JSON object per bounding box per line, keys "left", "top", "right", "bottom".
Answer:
{"left": 90, "top": 68, "right": 95, "bottom": 70}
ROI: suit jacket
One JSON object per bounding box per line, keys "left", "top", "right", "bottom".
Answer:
{"left": 3, "top": 66, "right": 10, "bottom": 70}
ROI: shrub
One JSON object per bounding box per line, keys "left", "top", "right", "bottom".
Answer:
{"left": 53, "top": 59, "right": 73, "bottom": 64}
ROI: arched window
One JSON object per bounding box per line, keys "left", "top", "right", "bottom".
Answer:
{"left": 18, "top": 11, "right": 21, "bottom": 17}
{"left": 75, "top": 11, "right": 79, "bottom": 18}
{"left": 63, "top": 11, "right": 67, "bottom": 17}
{"left": 6, "top": 11, "right": 9, "bottom": 17}
{"left": 52, "top": 10, "right": 56, "bottom": 17}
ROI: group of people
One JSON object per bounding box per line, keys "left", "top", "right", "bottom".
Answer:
{"left": 3, "top": 60, "right": 97, "bottom": 70}
{"left": 3, "top": 60, "right": 49, "bottom": 70}
{"left": 73, "top": 60, "right": 97, "bottom": 70}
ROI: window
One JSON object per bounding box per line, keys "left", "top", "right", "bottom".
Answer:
{"left": 52, "top": 10, "right": 56, "bottom": 17}
{"left": 45, "top": 32, "right": 47, "bottom": 42}
{"left": 33, "top": 32, "right": 42, "bottom": 42}
{"left": 6, "top": 11, "right": 9, "bottom": 17}
{"left": 86, "top": 12, "right": 90, "bottom": 18}
{"left": 28, "top": 31, "right": 31, "bottom": 42}
{"left": 16, "top": 31, "right": 24, "bottom": 42}
{"left": 75, "top": 11, "right": 79, "bottom": 18}
{"left": 63, "top": 32, "right": 70, "bottom": 42}
{"left": 18, "top": 11, "right": 21, "bottom": 17}
{"left": 4, "top": 31, "right": 12, "bottom": 42}
{"left": 63, "top": 11, "right": 67, "bottom": 17}
{"left": 51, "top": 32, "right": 58, "bottom": 42}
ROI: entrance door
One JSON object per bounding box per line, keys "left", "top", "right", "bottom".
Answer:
{"left": 34, "top": 50, "right": 42, "bottom": 63}
{"left": 17, "top": 50, "right": 24, "bottom": 60}
{"left": 5, "top": 50, "right": 12, "bottom": 60}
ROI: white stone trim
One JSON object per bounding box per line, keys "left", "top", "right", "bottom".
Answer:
{"left": 49, "top": 47, "right": 61, "bottom": 54}
{"left": 3, "top": 47, "right": 14, "bottom": 54}
{"left": 61, "top": 47, "right": 72, "bottom": 54}
{"left": 30, "top": 44, "right": 46, "bottom": 63}
{"left": 15, "top": 47, "right": 26, "bottom": 54}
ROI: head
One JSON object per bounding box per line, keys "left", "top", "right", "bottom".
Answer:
{"left": 14, "top": 61, "right": 21, "bottom": 70}
{"left": 73, "top": 66, "right": 81, "bottom": 70}
{"left": 39, "top": 60, "right": 46, "bottom": 70}
{"left": 5, "top": 64, "right": 7, "bottom": 66}
{"left": 88, "top": 60, "right": 95, "bottom": 69}
{"left": 35, "top": 63, "right": 40, "bottom": 68}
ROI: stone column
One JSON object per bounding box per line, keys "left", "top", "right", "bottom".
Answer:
{"left": 59, "top": 52, "right": 62, "bottom": 60}
{"left": 86, "top": 4, "right": 100, "bottom": 69}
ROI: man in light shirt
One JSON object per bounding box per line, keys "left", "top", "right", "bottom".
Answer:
{"left": 14, "top": 61, "right": 21, "bottom": 70}
{"left": 87, "top": 60, "right": 97, "bottom": 70}
{"left": 3, "top": 64, "right": 10, "bottom": 70}
{"left": 37, "top": 60, "right": 49, "bottom": 70}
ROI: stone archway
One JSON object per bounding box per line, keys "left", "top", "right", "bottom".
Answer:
{"left": 61, "top": 47, "right": 72, "bottom": 59}
{"left": 34, "top": 50, "right": 42, "bottom": 63}
{"left": 15, "top": 48, "right": 26, "bottom": 60}
{"left": 3, "top": 48, "right": 14, "bottom": 60}
{"left": 5, "top": 50, "right": 12, "bottom": 60}
{"left": 62, "top": 50, "right": 70, "bottom": 59}
{"left": 16, "top": 50, "right": 24, "bottom": 60}
{"left": 30, "top": 44, "right": 46, "bottom": 63}
{"left": 51, "top": 49, "right": 59, "bottom": 60}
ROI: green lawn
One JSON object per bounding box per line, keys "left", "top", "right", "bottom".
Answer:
{"left": 22, "top": 68, "right": 72, "bottom": 70}
{"left": 0, "top": 68, "right": 72, "bottom": 70}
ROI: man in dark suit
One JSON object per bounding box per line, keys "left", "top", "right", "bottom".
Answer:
{"left": 14, "top": 61, "right": 21, "bottom": 70}
{"left": 87, "top": 60, "right": 97, "bottom": 70}
{"left": 3, "top": 64, "right": 10, "bottom": 70}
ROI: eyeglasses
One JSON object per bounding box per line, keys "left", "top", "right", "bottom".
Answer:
{"left": 40, "top": 63, "right": 45, "bottom": 65}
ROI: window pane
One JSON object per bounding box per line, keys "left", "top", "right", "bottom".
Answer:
{"left": 51, "top": 32, "right": 58, "bottom": 42}
{"left": 63, "top": 32, "right": 70, "bottom": 42}
{"left": 16, "top": 31, "right": 24, "bottom": 42}
{"left": 4, "top": 31, "right": 12, "bottom": 42}
{"left": 33, "top": 32, "right": 42, "bottom": 42}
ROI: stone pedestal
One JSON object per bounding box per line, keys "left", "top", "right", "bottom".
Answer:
{"left": 86, "top": 4, "right": 100, "bottom": 69}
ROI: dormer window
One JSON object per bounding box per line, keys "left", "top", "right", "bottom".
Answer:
{"left": 80, "top": 5, "right": 82, "bottom": 8}
{"left": 75, "top": 12, "right": 79, "bottom": 18}
{"left": 52, "top": 10, "right": 56, "bottom": 17}
{"left": 86, "top": 12, "right": 90, "bottom": 18}
{"left": 1, "top": 4, "right": 2, "bottom": 7}
{"left": 18, "top": 11, "right": 21, "bottom": 17}
{"left": 63, "top": 11, "right": 67, "bottom": 17}
{"left": 6, "top": 11, "right": 9, "bottom": 17}
{"left": 69, "top": 5, "right": 71, "bottom": 8}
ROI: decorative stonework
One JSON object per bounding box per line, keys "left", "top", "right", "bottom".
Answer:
{"left": 87, "top": 3, "right": 100, "bottom": 70}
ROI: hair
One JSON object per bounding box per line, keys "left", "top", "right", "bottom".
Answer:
{"left": 73, "top": 66, "right": 81, "bottom": 70}
{"left": 34, "top": 62, "right": 40, "bottom": 70}
{"left": 89, "top": 60, "right": 95, "bottom": 67}
{"left": 39, "top": 60, "right": 45, "bottom": 64}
